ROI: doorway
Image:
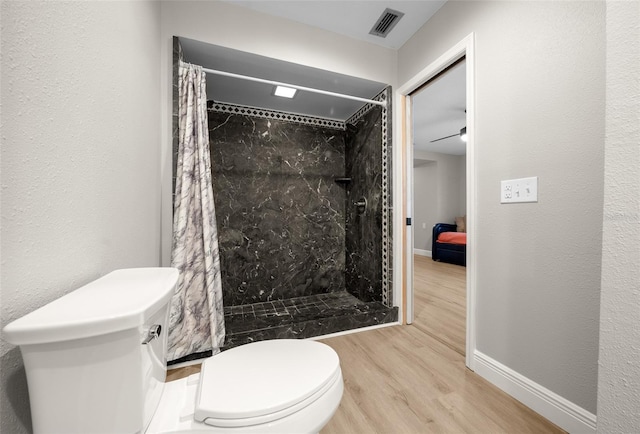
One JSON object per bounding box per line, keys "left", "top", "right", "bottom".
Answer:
{"left": 395, "top": 33, "right": 476, "bottom": 369}
{"left": 411, "top": 57, "right": 467, "bottom": 357}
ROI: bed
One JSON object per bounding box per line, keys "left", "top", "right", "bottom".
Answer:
{"left": 432, "top": 223, "right": 466, "bottom": 266}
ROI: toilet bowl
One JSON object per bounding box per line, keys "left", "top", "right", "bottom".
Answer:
{"left": 3, "top": 268, "right": 343, "bottom": 434}
{"left": 149, "top": 339, "right": 343, "bottom": 433}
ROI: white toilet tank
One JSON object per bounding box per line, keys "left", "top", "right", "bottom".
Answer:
{"left": 3, "top": 268, "right": 179, "bottom": 434}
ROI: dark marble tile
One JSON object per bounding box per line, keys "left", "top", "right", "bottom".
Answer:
{"left": 209, "top": 111, "right": 347, "bottom": 306}
{"left": 222, "top": 292, "right": 398, "bottom": 350}
{"left": 172, "top": 78, "right": 392, "bottom": 361}
{"left": 345, "top": 107, "right": 384, "bottom": 302}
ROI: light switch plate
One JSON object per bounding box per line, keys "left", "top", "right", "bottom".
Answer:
{"left": 501, "top": 177, "right": 538, "bottom": 203}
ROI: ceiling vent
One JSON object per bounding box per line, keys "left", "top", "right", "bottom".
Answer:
{"left": 369, "top": 8, "right": 405, "bottom": 38}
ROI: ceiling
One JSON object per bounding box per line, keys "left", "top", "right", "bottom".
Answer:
{"left": 183, "top": 0, "right": 464, "bottom": 155}
{"left": 180, "top": 37, "right": 387, "bottom": 121}
{"left": 222, "top": 1, "right": 446, "bottom": 50}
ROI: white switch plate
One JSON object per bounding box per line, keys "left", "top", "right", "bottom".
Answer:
{"left": 501, "top": 177, "right": 538, "bottom": 203}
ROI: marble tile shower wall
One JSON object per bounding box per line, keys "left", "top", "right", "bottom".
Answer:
{"left": 208, "top": 111, "right": 348, "bottom": 306}
{"left": 345, "top": 107, "right": 384, "bottom": 302}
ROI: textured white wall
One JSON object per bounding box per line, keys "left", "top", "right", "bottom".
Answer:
{"left": 158, "top": 0, "right": 398, "bottom": 266}
{"left": 0, "top": 2, "right": 161, "bottom": 433}
{"left": 400, "top": 1, "right": 605, "bottom": 414}
{"left": 413, "top": 152, "right": 466, "bottom": 252}
{"left": 597, "top": 2, "right": 640, "bottom": 432}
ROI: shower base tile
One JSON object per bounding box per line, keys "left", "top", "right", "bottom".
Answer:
{"left": 221, "top": 291, "right": 398, "bottom": 350}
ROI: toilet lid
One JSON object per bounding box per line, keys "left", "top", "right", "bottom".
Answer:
{"left": 194, "top": 339, "right": 340, "bottom": 427}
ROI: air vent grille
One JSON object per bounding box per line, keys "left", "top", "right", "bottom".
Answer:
{"left": 369, "top": 8, "right": 405, "bottom": 38}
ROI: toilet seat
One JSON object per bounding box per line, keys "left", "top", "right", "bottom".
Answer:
{"left": 194, "top": 340, "right": 341, "bottom": 428}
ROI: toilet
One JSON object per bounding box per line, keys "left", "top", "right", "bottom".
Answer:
{"left": 3, "top": 268, "right": 344, "bottom": 434}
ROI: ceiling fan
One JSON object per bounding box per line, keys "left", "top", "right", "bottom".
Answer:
{"left": 430, "top": 127, "right": 467, "bottom": 143}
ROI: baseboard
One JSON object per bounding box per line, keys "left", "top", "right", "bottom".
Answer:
{"left": 414, "top": 248, "right": 431, "bottom": 257}
{"left": 473, "top": 351, "right": 596, "bottom": 433}
{"left": 309, "top": 321, "right": 400, "bottom": 341}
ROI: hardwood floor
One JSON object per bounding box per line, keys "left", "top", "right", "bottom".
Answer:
{"left": 167, "top": 256, "right": 564, "bottom": 433}
{"left": 166, "top": 363, "right": 201, "bottom": 382}
{"left": 321, "top": 257, "right": 562, "bottom": 433}
{"left": 412, "top": 254, "right": 466, "bottom": 357}
{"left": 321, "top": 326, "right": 563, "bottom": 433}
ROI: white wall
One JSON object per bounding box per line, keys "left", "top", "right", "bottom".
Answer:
{"left": 413, "top": 152, "right": 466, "bottom": 252}
{"left": 158, "top": 0, "right": 398, "bottom": 266}
{"left": 0, "top": 2, "right": 161, "bottom": 433}
{"left": 597, "top": 2, "right": 640, "bottom": 432}
{"left": 399, "top": 1, "right": 604, "bottom": 415}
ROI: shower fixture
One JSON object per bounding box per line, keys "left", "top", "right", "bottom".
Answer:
{"left": 354, "top": 197, "right": 367, "bottom": 214}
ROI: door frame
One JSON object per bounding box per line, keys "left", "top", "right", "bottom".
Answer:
{"left": 393, "top": 33, "right": 476, "bottom": 369}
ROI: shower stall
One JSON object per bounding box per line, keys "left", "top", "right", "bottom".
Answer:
{"left": 173, "top": 37, "right": 397, "bottom": 355}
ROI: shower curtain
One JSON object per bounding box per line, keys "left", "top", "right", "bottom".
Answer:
{"left": 167, "top": 62, "right": 225, "bottom": 362}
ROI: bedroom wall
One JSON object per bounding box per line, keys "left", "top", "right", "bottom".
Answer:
{"left": 159, "top": 0, "right": 398, "bottom": 267}
{"left": 0, "top": 2, "right": 162, "bottom": 433}
{"left": 413, "top": 151, "right": 466, "bottom": 254}
{"left": 399, "top": 1, "right": 604, "bottom": 415}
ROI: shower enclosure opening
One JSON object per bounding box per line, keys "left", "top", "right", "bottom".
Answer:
{"left": 172, "top": 37, "right": 397, "bottom": 359}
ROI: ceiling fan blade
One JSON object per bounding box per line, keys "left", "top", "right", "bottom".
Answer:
{"left": 430, "top": 133, "right": 459, "bottom": 143}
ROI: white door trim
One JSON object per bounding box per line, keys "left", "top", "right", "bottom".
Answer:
{"left": 394, "top": 33, "right": 477, "bottom": 369}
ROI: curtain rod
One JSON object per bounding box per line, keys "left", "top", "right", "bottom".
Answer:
{"left": 201, "top": 67, "right": 386, "bottom": 108}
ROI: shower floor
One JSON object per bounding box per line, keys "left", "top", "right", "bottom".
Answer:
{"left": 222, "top": 291, "right": 398, "bottom": 350}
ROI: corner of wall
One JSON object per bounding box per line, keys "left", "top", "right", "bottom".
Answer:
{"left": 596, "top": 2, "right": 640, "bottom": 432}
{"left": 474, "top": 351, "right": 597, "bottom": 433}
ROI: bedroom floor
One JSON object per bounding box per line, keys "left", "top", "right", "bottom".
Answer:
{"left": 413, "top": 254, "right": 466, "bottom": 356}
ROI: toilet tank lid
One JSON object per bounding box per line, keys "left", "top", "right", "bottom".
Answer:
{"left": 3, "top": 268, "right": 179, "bottom": 346}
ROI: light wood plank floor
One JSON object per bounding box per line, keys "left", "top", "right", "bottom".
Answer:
{"left": 167, "top": 257, "right": 564, "bottom": 433}
{"left": 321, "top": 257, "right": 562, "bottom": 433}
{"left": 412, "top": 255, "right": 466, "bottom": 357}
